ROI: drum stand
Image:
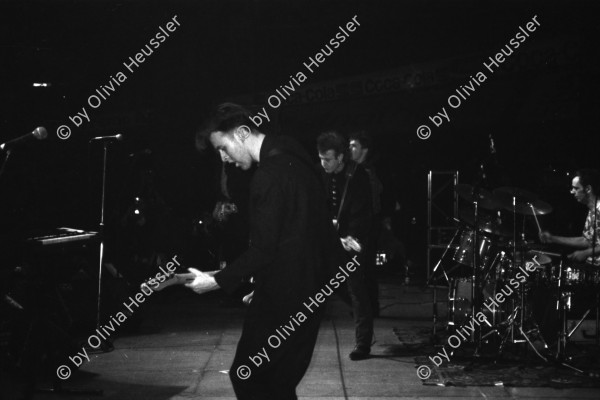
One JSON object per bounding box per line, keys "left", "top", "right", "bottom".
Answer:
{"left": 428, "top": 228, "right": 460, "bottom": 341}
{"left": 470, "top": 198, "right": 484, "bottom": 353}
{"left": 578, "top": 292, "right": 600, "bottom": 344}
{"left": 490, "top": 202, "right": 549, "bottom": 362}
{"left": 494, "top": 279, "right": 548, "bottom": 363}
{"left": 554, "top": 260, "right": 600, "bottom": 373}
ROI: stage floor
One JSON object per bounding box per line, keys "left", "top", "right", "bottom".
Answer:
{"left": 6, "top": 272, "right": 600, "bottom": 400}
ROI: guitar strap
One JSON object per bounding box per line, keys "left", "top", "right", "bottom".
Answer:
{"left": 266, "top": 145, "right": 357, "bottom": 233}
{"left": 334, "top": 161, "right": 357, "bottom": 233}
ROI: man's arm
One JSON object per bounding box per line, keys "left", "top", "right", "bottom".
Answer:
{"left": 212, "top": 169, "right": 285, "bottom": 293}
{"left": 539, "top": 232, "right": 590, "bottom": 249}
{"left": 568, "top": 244, "right": 600, "bottom": 262}
{"left": 186, "top": 170, "right": 284, "bottom": 295}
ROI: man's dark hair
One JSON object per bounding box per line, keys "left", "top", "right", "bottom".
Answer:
{"left": 576, "top": 168, "right": 600, "bottom": 195}
{"left": 349, "top": 130, "right": 372, "bottom": 150}
{"left": 317, "top": 131, "right": 347, "bottom": 157}
{"left": 195, "top": 103, "right": 256, "bottom": 150}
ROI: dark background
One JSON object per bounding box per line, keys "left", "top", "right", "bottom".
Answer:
{"left": 0, "top": 0, "right": 598, "bottom": 272}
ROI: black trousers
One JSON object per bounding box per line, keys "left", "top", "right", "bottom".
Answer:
{"left": 338, "top": 253, "right": 374, "bottom": 348}
{"left": 229, "top": 297, "right": 324, "bottom": 400}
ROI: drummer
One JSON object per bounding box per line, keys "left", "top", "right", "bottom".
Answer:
{"left": 539, "top": 169, "right": 600, "bottom": 266}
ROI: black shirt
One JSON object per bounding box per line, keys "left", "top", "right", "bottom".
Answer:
{"left": 214, "top": 135, "right": 345, "bottom": 317}
{"left": 322, "top": 161, "right": 372, "bottom": 244}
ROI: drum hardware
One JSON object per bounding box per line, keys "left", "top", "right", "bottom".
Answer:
{"left": 553, "top": 258, "right": 587, "bottom": 373}
{"left": 487, "top": 187, "right": 553, "bottom": 354}
{"left": 428, "top": 228, "right": 461, "bottom": 341}
{"left": 455, "top": 184, "right": 507, "bottom": 342}
{"left": 490, "top": 255, "right": 549, "bottom": 363}
{"left": 519, "top": 326, "right": 549, "bottom": 362}
{"left": 433, "top": 179, "right": 600, "bottom": 374}
{"left": 433, "top": 181, "right": 600, "bottom": 371}
{"left": 453, "top": 229, "right": 493, "bottom": 269}
{"left": 554, "top": 260, "right": 600, "bottom": 372}
{"left": 469, "top": 191, "right": 483, "bottom": 348}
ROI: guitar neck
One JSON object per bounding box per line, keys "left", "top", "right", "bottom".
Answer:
{"left": 141, "top": 272, "right": 196, "bottom": 292}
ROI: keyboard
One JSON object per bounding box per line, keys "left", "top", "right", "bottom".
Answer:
{"left": 27, "top": 227, "right": 98, "bottom": 246}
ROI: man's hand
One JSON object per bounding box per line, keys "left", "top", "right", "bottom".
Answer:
{"left": 242, "top": 290, "right": 254, "bottom": 305}
{"left": 539, "top": 231, "right": 553, "bottom": 244}
{"left": 185, "top": 268, "right": 219, "bottom": 294}
{"left": 568, "top": 250, "right": 588, "bottom": 263}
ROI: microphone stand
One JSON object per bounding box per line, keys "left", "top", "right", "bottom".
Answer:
{"left": 0, "top": 149, "right": 12, "bottom": 180}
{"left": 93, "top": 141, "right": 115, "bottom": 352}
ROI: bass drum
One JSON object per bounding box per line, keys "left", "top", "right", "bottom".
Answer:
{"left": 448, "top": 278, "right": 503, "bottom": 332}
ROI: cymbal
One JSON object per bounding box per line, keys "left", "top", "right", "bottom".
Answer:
{"left": 525, "top": 251, "right": 552, "bottom": 265}
{"left": 494, "top": 186, "right": 538, "bottom": 201}
{"left": 455, "top": 184, "right": 502, "bottom": 210}
{"left": 458, "top": 209, "right": 511, "bottom": 237}
{"left": 511, "top": 199, "right": 553, "bottom": 216}
{"left": 527, "top": 249, "right": 561, "bottom": 264}
{"left": 496, "top": 238, "right": 540, "bottom": 250}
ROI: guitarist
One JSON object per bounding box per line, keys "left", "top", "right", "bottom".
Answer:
{"left": 317, "top": 131, "right": 374, "bottom": 361}
{"left": 187, "top": 103, "right": 345, "bottom": 400}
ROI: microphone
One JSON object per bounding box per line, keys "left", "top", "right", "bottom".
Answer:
{"left": 90, "top": 133, "right": 123, "bottom": 142}
{"left": 0, "top": 127, "right": 48, "bottom": 151}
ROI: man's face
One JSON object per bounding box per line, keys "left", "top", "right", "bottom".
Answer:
{"left": 349, "top": 139, "right": 364, "bottom": 162}
{"left": 570, "top": 176, "right": 588, "bottom": 204}
{"left": 319, "top": 149, "right": 343, "bottom": 174}
{"left": 210, "top": 129, "right": 253, "bottom": 170}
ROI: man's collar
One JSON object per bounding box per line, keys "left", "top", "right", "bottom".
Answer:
{"left": 258, "top": 134, "right": 275, "bottom": 164}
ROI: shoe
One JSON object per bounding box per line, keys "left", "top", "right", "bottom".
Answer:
{"left": 349, "top": 345, "right": 370, "bottom": 360}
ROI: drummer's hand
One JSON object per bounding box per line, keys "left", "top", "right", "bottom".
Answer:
{"left": 539, "top": 231, "right": 553, "bottom": 244}
{"left": 568, "top": 250, "right": 588, "bottom": 263}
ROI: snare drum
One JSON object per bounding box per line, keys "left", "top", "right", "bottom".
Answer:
{"left": 453, "top": 229, "right": 493, "bottom": 268}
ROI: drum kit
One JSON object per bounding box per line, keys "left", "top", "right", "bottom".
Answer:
{"left": 430, "top": 183, "right": 600, "bottom": 371}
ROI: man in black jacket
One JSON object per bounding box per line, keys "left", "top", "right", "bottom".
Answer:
{"left": 317, "top": 131, "right": 374, "bottom": 360}
{"left": 187, "top": 103, "right": 345, "bottom": 400}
